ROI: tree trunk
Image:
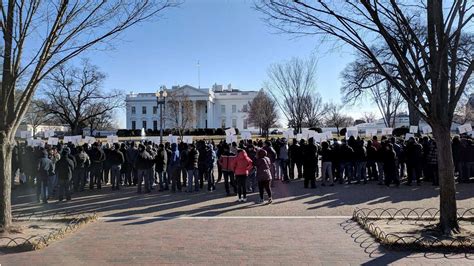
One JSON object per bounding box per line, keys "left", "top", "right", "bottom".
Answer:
{"left": 0, "top": 132, "right": 13, "bottom": 229}
{"left": 408, "top": 103, "right": 420, "bottom": 126}
{"left": 432, "top": 124, "right": 459, "bottom": 234}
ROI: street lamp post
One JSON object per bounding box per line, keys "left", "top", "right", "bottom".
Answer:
{"left": 156, "top": 87, "right": 168, "bottom": 144}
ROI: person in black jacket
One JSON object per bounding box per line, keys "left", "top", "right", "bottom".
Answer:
{"left": 354, "top": 139, "right": 367, "bottom": 184}
{"left": 383, "top": 143, "right": 399, "bottom": 187}
{"left": 109, "top": 143, "right": 125, "bottom": 190}
{"left": 56, "top": 149, "right": 75, "bottom": 201}
{"left": 89, "top": 143, "right": 106, "bottom": 190}
{"left": 155, "top": 144, "right": 168, "bottom": 191}
{"left": 136, "top": 144, "right": 154, "bottom": 193}
{"left": 186, "top": 144, "right": 200, "bottom": 192}
{"left": 74, "top": 146, "right": 90, "bottom": 192}
{"left": 303, "top": 137, "right": 318, "bottom": 189}
{"left": 320, "top": 141, "right": 334, "bottom": 186}
{"left": 288, "top": 139, "right": 303, "bottom": 180}
{"left": 406, "top": 137, "right": 423, "bottom": 186}
{"left": 37, "top": 150, "right": 53, "bottom": 203}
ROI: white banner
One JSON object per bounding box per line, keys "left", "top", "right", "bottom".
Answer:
{"left": 365, "top": 129, "right": 378, "bottom": 137}
{"left": 422, "top": 125, "right": 432, "bottom": 134}
{"left": 20, "top": 131, "right": 32, "bottom": 139}
{"left": 167, "top": 135, "right": 178, "bottom": 144}
{"left": 226, "top": 134, "right": 238, "bottom": 144}
{"left": 84, "top": 136, "right": 96, "bottom": 144}
{"left": 44, "top": 130, "right": 55, "bottom": 138}
{"left": 458, "top": 123, "right": 473, "bottom": 134}
{"left": 182, "top": 136, "right": 193, "bottom": 144}
{"left": 283, "top": 130, "right": 294, "bottom": 140}
{"left": 405, "top": 133, "right": 415, "bottom": 141}
{"left": 225, "top": 127, "right": 236, "bottom": 136}
{"left": 381, "top": 128, "right": 393, "bottom": 136}
{"left": 409, "top": 125, "right": 418, "bottom": 134}
{"left": 107, "top": 135, "right": 119, "bottom": 145}
{"left": 47, "top": 137, "right": 59, "bottom": 145}
{"left": 240, "top": 131, "right": 251, "bottom": 140}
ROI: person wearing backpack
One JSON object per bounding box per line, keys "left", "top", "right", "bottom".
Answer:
{"left": 37, "top": 150, "right": 53, "bottom": 203}
{"left": 255, "top": 149, "right": 272, "bottom": 204}
{"left": 74, "top": 146, "right": 90, "bottom": 192}
{"left": 56, "top": 149, "right": 75, "bottom": 201}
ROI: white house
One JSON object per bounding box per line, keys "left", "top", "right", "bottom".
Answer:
{"left": 125, "top": 84, "right": 258, "bottom": 131}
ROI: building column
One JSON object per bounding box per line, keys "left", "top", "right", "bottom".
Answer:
{"left": 207, "top": 101, "right": 212, "bottom": 128}
{"left": 192, "top": 100, "right": 197, "bottom": 128}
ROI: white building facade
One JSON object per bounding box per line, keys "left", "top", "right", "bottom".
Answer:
{"left": 125, "top": 84, "right": 258, "bottom": 131}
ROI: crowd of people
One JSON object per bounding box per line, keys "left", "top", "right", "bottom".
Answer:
{"left": 11, "top": 134, "right": 474, "bottom": 204}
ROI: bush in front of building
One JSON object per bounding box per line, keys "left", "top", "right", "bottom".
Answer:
{"left": 392, "top": 126, "right": 409, "bottom": 137}
{"left": 116, "top": 128, "right": 240, "bottom": 137}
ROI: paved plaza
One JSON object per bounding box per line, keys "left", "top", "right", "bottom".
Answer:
{"left": 2, "top": 179, "right": 474, "bottom": 265}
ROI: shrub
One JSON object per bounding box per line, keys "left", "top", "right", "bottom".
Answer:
{"left": 393, "top": 126, "right": 409, "bottom": 137}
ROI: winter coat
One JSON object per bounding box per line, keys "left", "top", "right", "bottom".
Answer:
{"left": 185, "top": 148, "right": 199, "bottom": 170}
{"left": 155, "top": 148, "right": 168, "bottom": 172}
{"left": 231, "top": 150, "right": 253, "bottom": 176}
{"left": 75, "top": 151, "right": 91, "bottom": 169}
{"left": 255, "top": 150, "right": 272, "bottom": 181}
{"left": 126, "top": 148, "right": 139, "bottom": 167}
{"left": 289, "top": 143, "right": 303, "bottom": 163}
{"left": 89, "top": 148, "right": 106, "bottom": 165}
{"left": 218, "top": 151, "right": 236, "bottom": 172}
{"left": 263, "top": 146, "right": 277, "bottom": 163}
{"left": 108, "top": 149, "right": 125, "bottom": 166}
{"left": 320, "top": 147, "right": 333, "bottom": 162}
{"left": 279, "top": 144, "right": 289, "bottom": 160}
{"left": 303, "top": 143, "right": 318, "bottom": 165}
{"left": 136, "top": 150, "right": 154, "bottom": 170}
{"left": 37, "top": 151, "right": 53, "bottom": 180}
{"left": 56, "top": 156, "right": 75, "bottom": 180}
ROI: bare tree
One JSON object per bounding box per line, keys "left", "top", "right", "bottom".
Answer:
{"left": 363, "top": 112, "right": 377, "bottom": 123}
{"left": 454, "top": 93, "right": 474, "bottom": 124}
{"left": 341, "top": 58, "right": 405, "bottom": 128}
{"left": 165, "top": 91, "right": 196, "bottom": 139}
{"left": 38, "top": 61, "right": 123, "bottom": 135}
{"left": 266, "top": 57, "right": 318, "bottom": 133}
{"left": 85, "top": 109, "right": 115, "bottom": 137}
{"left": 22, "top": 99, "right": 53, "bottom": 137}
{"left": 302, "top": 92, "right": 328, "bottom": 128}
{"left": 256, "top": 0, "right": 474, "bottom": 234}
{"left": 248, "top": 89, "right": 278, "bottom": 137}
{"left": 324, "top": 104, "right": 353, "bottom": 135}
{"left": 0, "top": 0, "right": 179, "bottom": 228}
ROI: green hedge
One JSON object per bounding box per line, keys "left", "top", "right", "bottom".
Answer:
{"left": 116, "top": 128, "right": 239, "bottom": 137}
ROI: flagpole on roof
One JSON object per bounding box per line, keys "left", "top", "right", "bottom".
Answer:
{"left": 197, "top": 60, "right": 200, "bottom": 89}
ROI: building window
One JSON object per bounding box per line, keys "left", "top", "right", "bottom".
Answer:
{"left": 131, "top": 121, "right": 136, "bottom": 130}
{"left": 232, "top": 118, "right": 237, "bottom": 128}
{"left": 153, "top": 120, "right": 158, "bottom": 130}
{"left": 131, "top": 106, "right": 136, "bottom": 115}
{"left": 221, "top": 118, "right": 226, "bottom": 128}
{"left": 142, "top": 121, "right": 147, "bottom": 129}
{"left": 153, "top": 106, "right": 158, "bottom": 114}
{"left": 142, "top": 106, "right": 147, "bottom": 114}
{"left": 242, "top": 104, "right": 248, "bottom": 112}
{"left": 221, "top": 105, "right": 226, "bottom": 114}
{"left": 205, "top": 105, "right": 208, "bottom": 114}
{"left": 243, "top": 119, "right": 248, "bottom": 129}
{"left": 232, "top": 105, "right": 236, "bottom": 113}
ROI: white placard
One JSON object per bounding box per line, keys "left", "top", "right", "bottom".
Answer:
{"left": 409, "top": 125, "right": 418, "bottom": 134}
{"left": 225, "top": 128, "right": 236, "bottom": 136}
{"left": 346, "top": 129, "right": 358, "bottom": 139}
{"left": 47, "top": 137, "right": 59, "bottom": 145}
{"left": 296, "top": 133, "right": 302, "bottom": 141}
{"left": 381, "top": 128, "right": 393, "bottom": 136}
{"left": 319, "top": 133, "right": 328, "bottom": 142}
{"left": 226, "top": 135, "right": 238, "bottom": 144}
{"left": 72, "top": 135, "right": 82, "bottom": 145}
{"left": 347, "top": 126, "right": 358, "bottom": 131}
{"left": 325, "top": 131, "right": 333, "bottom": 140}
{"left": 63, "top": 136, "right": 71, "bottom": 143}
{"left": 422, "top": 126, "right": 432, "bottom": 134}
{"left": 20, "top": 131, "right": 32, "bottom": 139}
{"left": 240, "top": 131, "right": 251, "bottom": 140}
{"left": 365, "top": 129, "right": 378, "bottom": 137}
{"left": 182, "top": 136, "right": 193, "bottom": 144}
{"left": 147, "top": 137, "right": 160, "bottom": 144}
{"left": 44, "top": 130, "right": 55, "bottom": 138}
{"left": 405, "top": 133, "right": 415, "bottom": 141}
{"left": 107, "top": 135, "right": 119, "bottom": 145}
{"left": 283, "top": 130, "right": 294, "bottom": 140}
{"left": 458, "top": 123, "right": 473, "bottom": 134}
{"left": 84, "top": 136, "right": 96, "bottom": 144}
{"left": 167, "top": 135, "right": 178, "bottom": 144}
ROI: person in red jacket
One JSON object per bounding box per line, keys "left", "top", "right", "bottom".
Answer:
{"left": 231, "top": 149, "right": 253, "bottom": 202}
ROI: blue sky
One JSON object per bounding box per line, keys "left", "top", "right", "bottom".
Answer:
{"left": 82, "top": 0, "right": 375, "bottom": 127}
